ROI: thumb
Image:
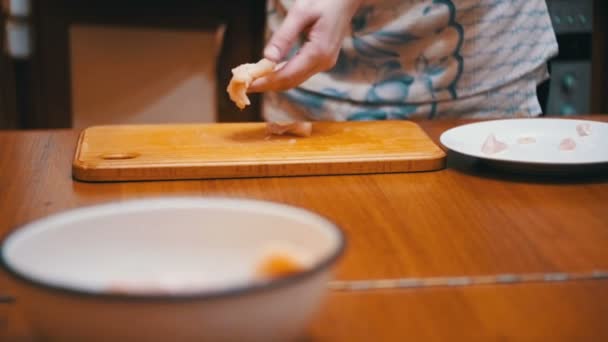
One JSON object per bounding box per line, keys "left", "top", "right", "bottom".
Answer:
{"left": 264, "top": 9, "right": 314, "bottom": 62}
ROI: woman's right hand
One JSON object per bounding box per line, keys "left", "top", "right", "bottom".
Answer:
{"left": 248, "top": 0, "right": 363, "bottom": 93}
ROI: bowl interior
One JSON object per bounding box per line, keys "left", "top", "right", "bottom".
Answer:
{"left": 1, "top": 198, "right": 343, "bottom": 295}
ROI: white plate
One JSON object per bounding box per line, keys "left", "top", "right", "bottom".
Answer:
{"left": 439, "top": 118, "right": 608, "bottom": 165}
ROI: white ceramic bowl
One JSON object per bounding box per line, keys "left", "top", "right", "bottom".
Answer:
{"left": 0, "top": 197, "right": 345, "bottom": 341}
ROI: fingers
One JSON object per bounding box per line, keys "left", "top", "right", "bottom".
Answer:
{"left": 248, "top": 46, "right": 319, "bottom": 92}
{"left": 248, "top": 0, "right": 352, "bottom": 93}
{"left": 249, "top": 37, "right": 339, "bottom": 93}
{"left": 264, "top": 7, "right": 314, "bottom": 62}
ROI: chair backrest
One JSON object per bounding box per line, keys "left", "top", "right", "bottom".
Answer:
{"left": 7, "top": 0, "right": 267, "bottom": 129}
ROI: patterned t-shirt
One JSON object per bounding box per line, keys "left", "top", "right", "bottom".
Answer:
{"left": 263, "top": 0, "right": 559, "bottom": 121}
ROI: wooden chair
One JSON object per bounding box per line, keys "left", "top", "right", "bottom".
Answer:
{"left": 4, "top": 0, "right": 266, "bottom": 129}
{"left": 0, "top": 7, "right": 19, "bottom": 128}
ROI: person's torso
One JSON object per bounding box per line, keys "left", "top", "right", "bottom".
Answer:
{"left": 267, "top": 0, "right": 559, "bottom": 105}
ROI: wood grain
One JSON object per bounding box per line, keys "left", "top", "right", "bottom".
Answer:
{"left": 1, "top": 116, "right": 608, "bottom": 340}
{"left": 72, "top": 121, "right": 446, "bottom": 181}
{"left": 310, "top": 281, "right": 608, "bottom": 341}
{"left": 2, "top": 281, "right": 608, "bottom": 341}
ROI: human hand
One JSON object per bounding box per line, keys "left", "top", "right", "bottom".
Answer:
{"left": 248, "top": 0, "right": 362, "bottom": 93}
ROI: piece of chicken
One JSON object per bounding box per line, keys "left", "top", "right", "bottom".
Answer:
{"left": 266, "top": 121, "right": 313, "bottom": 137}
{"left": 227, "top": 59, "right": 313, "bottom": 137}
{"left": 576, "top": 123, "right": 592, "bottom": 137}
{"left": 559, "top": 137, "right": 577, "bottom": 151}
{"left": 481, "top": 133, "right": 508, "bottom": 155}
{"left": 256, "top": 252, "right": 303, "bottom": 280}
{"left": 227, "top": 58, "right": 276, "bottom": 110}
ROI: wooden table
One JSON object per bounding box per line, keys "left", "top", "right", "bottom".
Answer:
{"left": 1, "top": 117, "right": 607, "bottom": 341}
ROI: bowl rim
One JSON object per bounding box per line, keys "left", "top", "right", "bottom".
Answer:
{"left": 0, "top": 196, "right": 346, "bottom": 302}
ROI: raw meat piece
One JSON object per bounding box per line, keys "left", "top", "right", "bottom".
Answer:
{"left": 256, "top": 252, "right": 304, "bottom": 279}
{"left": 559, "top": 137, "right": 577, "bottom": 151}
{"left": 576, "top": 123, "right": 592, "bottom": 137}
{"left": 255, "top": 242, "right": 309, "bottom": 280}
{"left": 227, "top": 58, "right": 276, "bottom": 109}
{"left": 481, "top": 133, "right": 508, "bottom": 155}
{"left": 266, "top": 121, "right": 313, "bottom": 137}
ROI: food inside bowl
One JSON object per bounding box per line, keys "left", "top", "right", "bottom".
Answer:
{"left": 105, "top": 243, "right": 309, "bottom": 295}
{"left": 255, "top": 252, "right": 304, "bottom": 279}
{"left": 254, "top": 242, "right": 310, "bottom": 280}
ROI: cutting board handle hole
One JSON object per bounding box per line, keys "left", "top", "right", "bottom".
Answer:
{"left": 100, "top": 153, "right": 140, "bottom": 160}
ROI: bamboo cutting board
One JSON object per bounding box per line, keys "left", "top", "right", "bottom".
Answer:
{"left": 72, "top": 121, "right": 446, "bottom": 182}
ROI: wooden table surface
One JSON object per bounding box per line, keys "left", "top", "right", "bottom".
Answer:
{"left": 1, "top": 116, "right": 607, "bottom": 341}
